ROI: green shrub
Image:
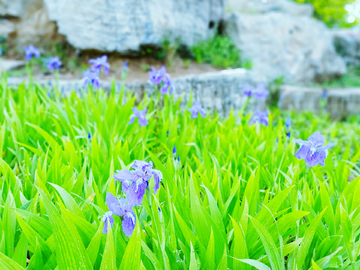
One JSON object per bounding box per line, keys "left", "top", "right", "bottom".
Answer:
{"left": 191, "top": 34, "right": 250, "bottom": 69}
{"left": 293, "top": 0, "right": 356, "bottom": 28}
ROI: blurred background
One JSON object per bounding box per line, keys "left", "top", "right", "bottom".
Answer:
{"left": 0, "top": 0, "right": 359, "bottom": 118}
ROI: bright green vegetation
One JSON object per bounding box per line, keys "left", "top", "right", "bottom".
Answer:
{"left": 293, "top": 0, "right": 356, "bottom": 28}
{"left": 191, "top": 35, "right": 251, "bottom": 69}
{"left": 0, "top": 81, "right": 360, "bottom": 269}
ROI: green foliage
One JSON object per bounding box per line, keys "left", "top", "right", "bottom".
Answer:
{"left": 191, "top": 35, "right": 251, "bottom": 69}
{"left": 0, "top": 79, "right": 358, "bottom": 269}
{"left": 293, "top": 0, "right": 356, "bottom": 28}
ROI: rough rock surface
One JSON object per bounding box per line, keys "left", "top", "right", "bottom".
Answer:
{"left": 43, "top": 0, "right": 224, "bottom": 53}
{"left": 225, "top": 12, "right": 347, "bottom": 83}
{"left": 0, "top": 0, "right": 24, "bottom": 17}
{"left": 226, "top": 0, "right": 313, "bottom": 16}
{"left": 0, "top": 20, "right": 15, "bottom": 38}
{"left": 0, "top": 0, "right": 43, "bottom": 18}
{"left": 0, "top": 59, "right": 25, "bottom": 71}
{"left": 7, "top": 68, "right": 265, "bottom": 116}
{"left": 332, "top": 30, "right": 360, "bottom": 67}
{"left": 279, "top": 85, "right": 360, "bottom": 119}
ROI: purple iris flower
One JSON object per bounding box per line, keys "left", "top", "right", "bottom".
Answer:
{"left": 243, "top": 84, "right": 253, "bottom": 97}
{"left": 148, "top": 66, "right": 166, "bottom": 85}
{"left": 123, "top": 61, "right": 128, "bottom": 70}
{"left": 45, "top": 56, "right": 62, "bottom": 71}
{"left": 160, "top": 74, "right": 174, "bottom": 95}
{"left": 253, "top": 84, "right": 270, "bottom": 99}
{"left": 173, "top": 145, "right": 176, "bottom": 156}
{"left": 89, "top": 55, "right": 110, "bottom": 75}
{"left": 249, "top": 110, "right": 269, "bottom": 127}
{"left": 285, "top": 116, "right": 291, "bottom": 129}
{"left": 188, "top": 101, "right": 206, "bottom": 118}
{"left": 102, "top": 193, "right": 123, "bottom": 234}
{"left": 322, "top": 90, "right": 328, "bottom": 99}
{"left": 129, "top": 107, "right": 148, "bottom": 127}
{"left": 295, "top": 132, "right": 334, "bottom": 167}
{"left": 82, "top": 70, "right": 100, "bottom": 88}
{"left": 23, "top": 44, "right": 40, "bottom": 61}
{"left": 88, "top": 132, "right": 91, "bottom": 140}
{"left": 113, "top": 160, "right": 163, "bottom": 206}
{"left": 103, "top": 193, "right": 136, "bottom": 236}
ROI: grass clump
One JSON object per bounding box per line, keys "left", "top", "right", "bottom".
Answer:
{"left": 191, "top": 34, "right": 251, "bottom": 69}
{"left": 0, "top": 80, "right": 359, "bottom": 269}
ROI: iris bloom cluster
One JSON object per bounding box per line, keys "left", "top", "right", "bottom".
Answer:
{"left": 45, "top": 56, "right": 62, "bottom": 71}
{"left": 188, "top": 101, "right": 206, "bottom": 118}
{"left": 250, "top": 110, "right": 269, "bottom": 127}
{"left": 23, "top": 44, "right": 40, "bottom": 61}
{"left": 285, "top": 116, "right": 291, "bottom": 138}
{"left": 295, "top": 132, "right": 334, "bottom": 167}
{"left": 243, "top": 83, "right": 269, "bottom": 99}
{"left": 129, "top": 107, "right": 148, "bottom": 127}
{"left": 82, "top": 55, "right": 110, "bottom": 88}
{"left": 103, "top": 160, "right": 163, "bottom": 236}
{"left": 102, "top": 160, "right": 162, "bottom": 236}
{"left": 148, "top": 66, "right": 174, "bottom": 95}
{"left": 82, "top": 70, "right": 100, "bottom": 88}
{"left": 89, "top": 55, "right": 110, "bottom": 75}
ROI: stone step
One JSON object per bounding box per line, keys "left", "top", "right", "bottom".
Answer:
{"left": 7, "top": 68, "right": 266, "bottom": 116}
{"left": 279, "top": 85, "right": 360, "bottom": 118}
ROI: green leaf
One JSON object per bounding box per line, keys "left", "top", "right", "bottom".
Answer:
{"left": 296, "top": 208, "right": 327, "bottom": 270}
{"left": 38, "top": 189, "right": 93, "bottom": 270}
{"left": 249, "top": 216, "right": 284, "bottom": 270}
{"left": 119, "top": 219, "right": 141, "bottom": 270}
{"left": 0, "top": 252, "right": 25, "bottom": 270}
{"left": 100, "top": 222, "right": 116, "bottom": 270}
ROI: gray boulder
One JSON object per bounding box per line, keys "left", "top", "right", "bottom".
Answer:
{"left": 43, "top": 0, "right": 224, "bottom": 53}
{"left": 332, "top": 30, "right": 360, "bottom": 67}
{"left": 225, "top": 12, "right": 347, "bottom": 83}
{"left": 226, "top": 0, "right": 313, "bottom": 16}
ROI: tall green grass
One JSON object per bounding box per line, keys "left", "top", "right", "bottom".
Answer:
{"left": 0, "top": 80, "right": 359, "bottom": 269}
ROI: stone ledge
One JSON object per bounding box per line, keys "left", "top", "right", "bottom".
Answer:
{"left": 6, "top": 68, "right": 266, "bottom": 116}
{"left": 279, "top": 85, "right": 360, "bottom": 118}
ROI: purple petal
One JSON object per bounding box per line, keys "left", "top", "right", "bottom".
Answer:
{"left": 106, "top": 193, "right": 124, "bottom": 216}
{"left": 132, "top": 160, "right": 152, "bottom": 171}
{"left": 113, "top": 170, "right": 137, "bottom": 182}
{"left": 305, "top": 150, "right": 326, "bottom": 167}
{"left": 122, "top": 212, "right": 136, "bottom": 236}
{"left": 138, "top": 117, "right": 148, "bottom": 127}
{"left": 295, "top": 145, "right": 310, "bottom": 160}
{"left": 103, "top": 215, "right": 114, "bottom": 234}
{"left": 321, "top": 143, "right": 335, "bottom": 150}
{"left": 160, "top": 86, "right": 168, "bottom": 95}
{"left": 126, "top": 182, "right": 147, "bottom": 206}
{"left": 152, "top": 169, "right": 163, "bottom": 194}
{"left": 308, "top": 132, "right": 325, "bottom": 147}
{"left": 128, "top": 115, "right": 135, "bottom": 125}
{"left": 93, "top": 79, "right": 100, "bottom": 88}
{"left": 103, "top": 217, "right": 108, "bottom": 234}
{"left": 132, "top": 108, "right": 141, "bottom": 118}
{"left": 119, "top": 198, "right": 134, "bottom": 213}
{"left": 159, "top": 66, "right": 167, "bottom": 76}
